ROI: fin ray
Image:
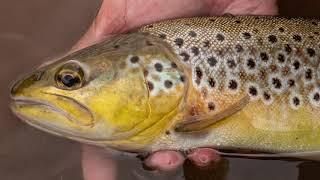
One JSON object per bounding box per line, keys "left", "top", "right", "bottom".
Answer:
{"left": 175, "top": 95, "right": 250, "bottom": 132}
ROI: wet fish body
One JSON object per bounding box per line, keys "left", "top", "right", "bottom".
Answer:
{"left": 10, "top": 16, "right": 320, "bottom": 159}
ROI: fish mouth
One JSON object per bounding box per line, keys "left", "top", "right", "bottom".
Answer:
{"left": 10, "top": 96, "right": 110, "bottom": 145}
{"left": 11, "top": 95, "right": 94, "bottom": 127}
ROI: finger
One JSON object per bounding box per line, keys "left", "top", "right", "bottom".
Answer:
{"left": 73, "top": 0, "right": 213, "bottom": 50}
{"left": 143, "top": 150, "right": 185, "bottom": 171}
{"left": 187, "top": 148, "right": 221, "bottom": 167}
{"left": 82, "top": 145, "right": 117, "bottom": 180}
{"left": 221, "top": 0, "right": 278, "bottom": 15}
{"left": 74, "top": 0, "right": 278, "bottom": 49}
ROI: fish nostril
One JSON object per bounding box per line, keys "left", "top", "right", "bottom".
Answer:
{"left": 32, "top": 71, "right": 44, "bottom": 81}
{"left": 10, "top": 75, "right": 28, "bottom": 96}
{"left": 10, "top": 71, "right": 44, "bottom": 96}
{"left": 10, "top": 82, "right": 18, "bottom": 96}
{"left": 10, "top": 79, "right": 23, "bottom": 96}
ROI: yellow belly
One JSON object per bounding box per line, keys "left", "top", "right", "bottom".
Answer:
{"left": 154, "top": 99, "right": 320, "bottom": 153}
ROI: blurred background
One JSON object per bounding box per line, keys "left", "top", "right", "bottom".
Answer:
{"left": 1, "top": 0, "right": 320, "bottom": 180}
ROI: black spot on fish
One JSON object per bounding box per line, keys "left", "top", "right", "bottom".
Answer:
{"left": 227, "top": 59, "right": 237, "bottom": 69}
{"left": 268, "top": 35, "right": 278, "bottom": 43}
{"left": 313, "top": 92, "right": 320, "bottom": 101}
{"left": 305, "top": 68, "right": 313, "bottom": 80}
{"left": 242, "top": 32, "right": 252, "bottom": 39}
{"left": 272, "top": 78, "right": 282, "bottom": 89}
{"left": 288, "top": 79, "right": 295, "bottom": 87}
{"left": 235, "top": 44, "right": 244, "bottom": 53}
{"left": 203, "top": 41, "right": 211, "bottom": 48}
{"left": 195, "top": 67, "right": 203, "bottom": 79}
{"left": 147, "top": 81, "right": 154, "bottom": 91}
{"left": 113, "top": 45, "right": 119, "bottom": 49}
{"left": 164, "top": 80, "right": 173, "bottom": 88}
{"left": 146, "top": 41, "right": 153, "bottom": 46}
{"left": 279, "top": 27, "right": 285, "bottom": 32}
{"left": 154, "top": 63, "right": 163, "bottom": 72}
{"left": 191, "top": 47, "right": 200, "bottom": 56}
{"left": 293, "top": 34, "right": 302, "bottom": 42}
{"left": 147, "top": 25, "right": 153, "bottom": 28}
{"left": 180, "top": 52, "right": 190, "bottom": 62}
{"left": 130, "top": 56, "right": 139, "bottom": 63}
{"left": 188, "top": 31, "right": 197, "bottom": 37}
{"left": 174, "top": 38, "right": 184, "bottom": 47}
{"left": 216, "top": 33, "right": 225, "bottom": 42}
{"left": 285, "top": 44, "right": 292, "bottom": 54}
{"left": 207, "top": 57, "right": 218, "bottom": 67}
{"left": 171, "top": 62, "right": 177, "bottom": 68}
{"left": 247, "top": 58, "right": 256, "bottom": 69}
{"left": 208, "top": 77, "right": 216, "bottom": 88}
{"left": 208, "top": 102, "right": 215, "bottom": 111}
{"left": 293, "top": 97, "right": 300, "bottom": 106}
{"left": 159, "top": 34, "right": 167, "bottom": 39}
{"left": 312, "top": 21, "right": 318, "bottom": 26}
{"left": 180, "top": 75, "right": 185, "bottom": 82}
{"left": 260, "top": 52, "right": 269, "bottom": 62}
{"left": 314, "top": 32, "right": 320, "bottom": 35}
{"left": 263, "top": 92, "right": 271, "bottom": 101}
{"left": 249, "top": 86, "right": 258, "bottom": 96}
{"left": 228, "top": 79, "right": 238, "bottom": 90}
{"left": 293, "top": 60, "right": 301, "bottom": 70}
{"left": 235, "top": 20, "right": 241, "bottom": 24}
{"left": 278, "top": 54, "right": 285, "bottom": 63}
{"left": 306, "top": 48, "right": 316, "bottom": 57}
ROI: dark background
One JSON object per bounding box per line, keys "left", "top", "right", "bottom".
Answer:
{"left": 1, "top": 0, "right": 320, "bottom": 180}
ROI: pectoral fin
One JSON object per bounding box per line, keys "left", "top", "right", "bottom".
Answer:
{"left": 175, "top": 95, "right": 250, "bottom": 132}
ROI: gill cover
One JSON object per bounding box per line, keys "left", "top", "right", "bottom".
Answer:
{"left": 11, "top": 33, "right": 187, "bottom": 151}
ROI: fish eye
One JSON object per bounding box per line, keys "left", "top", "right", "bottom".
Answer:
{"left": 55, "top": 62, "right": 85, "bottom": 90}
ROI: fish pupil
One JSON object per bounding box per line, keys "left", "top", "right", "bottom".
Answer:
{"left": 61, "top": 74, "right": 79, "bottom": 87}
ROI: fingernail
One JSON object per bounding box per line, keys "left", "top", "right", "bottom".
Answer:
{"left": 143, "top": 151, "right": 185, "bottom": 171}
{"left": 187, "top": 148, "right": 221, "bottom": 167}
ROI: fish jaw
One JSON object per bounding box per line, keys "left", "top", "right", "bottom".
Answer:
{"left": 11, "top": 96, "right": 94, "bottom": 127}
{"left": 10, "top": 90, "right": 115, "bottom": 144}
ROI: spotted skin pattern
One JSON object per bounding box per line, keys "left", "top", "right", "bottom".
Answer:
{"left": 140, "top": 16, "right": 320, "bottom": 111}
{"left": 124, "top": 54, "right": 184, "bottom": 97}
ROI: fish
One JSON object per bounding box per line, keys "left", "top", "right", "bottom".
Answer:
{"left": 10, "top": 16, "right": 320, "bottom": 160}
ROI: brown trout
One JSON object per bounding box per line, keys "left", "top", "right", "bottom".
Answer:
{"left": 10, "top": 16, "right": 320, "bottom": 159}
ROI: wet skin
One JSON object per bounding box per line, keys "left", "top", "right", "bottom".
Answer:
{"left": 72, "top": 0, "right": 278, "bottom": 179}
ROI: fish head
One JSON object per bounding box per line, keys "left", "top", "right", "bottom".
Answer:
{"left": 10, "top": 33, "right": 187, "bottom": 151}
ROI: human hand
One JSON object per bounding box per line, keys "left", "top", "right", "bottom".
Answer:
{"left": 74, "top": 0, "right": 278, "bottom": 179}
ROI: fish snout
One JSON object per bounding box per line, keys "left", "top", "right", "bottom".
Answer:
{"left": 10, "top": 70, "right": 44, "bottom": 97}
